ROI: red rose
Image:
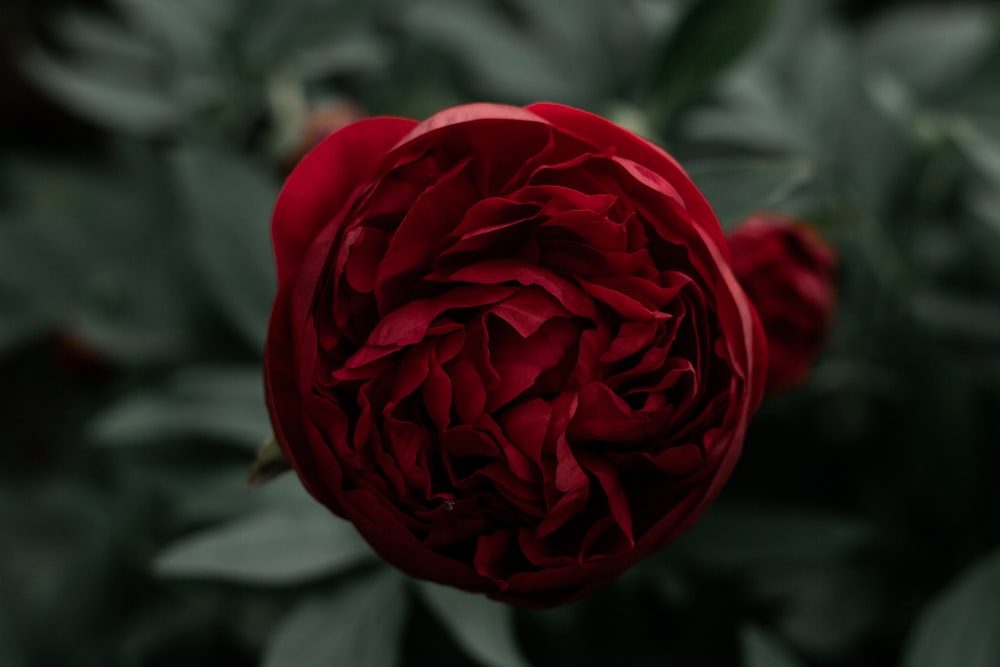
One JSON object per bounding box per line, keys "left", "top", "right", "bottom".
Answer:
{"left": 727, "top": 213, "right": 837, "bottom": 393}
{"left": 265, "top": 103, "right": 767, "bottom": 606}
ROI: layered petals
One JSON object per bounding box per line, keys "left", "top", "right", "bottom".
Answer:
{"left": 265, "top": 103, "right": 767, "bottom": 607}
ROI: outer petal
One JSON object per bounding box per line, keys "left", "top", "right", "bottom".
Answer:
{"left": 264, "top": 222, "right": 346, "bottom": 512}
{"left": 393, "top": 103, "right": 548, "bottom": 147}
{"left": 272, "top": 117, "right": 417, "bottom": 285}
{"left": 526, "top": 102, "right": 730, "bottom": 257}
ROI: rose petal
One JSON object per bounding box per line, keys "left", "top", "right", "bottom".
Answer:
{"left": 497, "top": 398, "right": 550, "bottom": 466}
{"left": 366, "top": 285, "right": 517, "bottom": 348}
{"left": 578, "top": 453, "right": 634, "bottom": 545}
{"left": 526, "top": 102, "right": 729, "bottom": 257}
{"left": 568, "top": 382, "right": 648, "bottom": 443}
{"left": 445, "top": 351, "right": 487, "bottom": 425}
{"left": 423, "top": 348, "right": 453, "bottom": 430}
{"left": 374, "top": 157, "right": 479, "bottom": 306}
{"left": 446, "top": 259, "right": 596, "bottom": 319}
{"left": 272, "top": 117, "right": 417, "bottom": 285}
{"left": 488, "top": 288, "right": 573, "bottom": 338}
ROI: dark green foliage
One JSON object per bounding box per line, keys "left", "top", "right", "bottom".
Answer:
{"left": 2, "top": 0, "right": 999, "bottom": 665}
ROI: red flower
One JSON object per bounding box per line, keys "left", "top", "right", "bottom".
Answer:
{"left": 727, "top": 213, "right": 837, "bottom": 393}
{"left": 265, "top": 103, "right": 767, "bottom": 606}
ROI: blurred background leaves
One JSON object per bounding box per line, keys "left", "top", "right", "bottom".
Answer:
{"left": 1, "top": 0, "right": 999, "bottom": 665}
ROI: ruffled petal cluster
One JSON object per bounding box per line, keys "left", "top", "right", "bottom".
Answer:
{"left": 266, "top": 103, "right": 766, "bottom": 606}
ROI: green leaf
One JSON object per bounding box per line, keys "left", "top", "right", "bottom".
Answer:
{"left": 0, "top": 482, "right": 117, "bottom": 658}
{"left": 956, "top": 122, "right": 1000, "bottom": 182}
{"left": 680, "top": 69, "right": 808, "bottom": 155}
{"left": 0, "top": 158, "right": 200, "bottom": 362}
{"left": 239, "top": 0, "right": 356, "bottom": 70}
{"left": 910, "top": 291, "right": 1000, "bottom": 345}
{"left": 57, "top": 10, "right": 158, "bottom": 64}
{"left": 902, "top": 549, "right": 1000, "bottom": 667}
{"left": 141, "top": 464, "right": 322, "bottom": 529}
{"left": 684, "top": 157, "right": 814, "bottom": 229}
{"left": 262, "top": 569, "right": 407, "bottom": 667}
{"left": 417, "top": 581, "right": 531, "bottom": 667}
{"left": 402, "top": 1, "right": 579, "bottom": 103}
{"left": 281, "top": 32, "right": 390, "bottom": 80}
{"left": 671, "top": 504, "right": 874, "bottom": 571}
{"left": 862, "top": 5, "right": 997, "bottom": 98}
{"left": 112, "top": 0, "right": 224, "bottom": 64}
{"left": 750, "top": 566, "right": 883, "bottom": 657}
{"left": 678, "top": 2, "right": 840, "bottom": 153}
{"left": 741, "top": 625, "right": 804, "bottom": 667}
{"left": 21, "top": 51, "right": 183, "bottom": 134}
{"left": 156, "top": 506, "right": 374, "bottom": 585}
{"left": 172, "top": 147, "right": 278, "bottom": 350}
{"left": 650, "top": 0, "right": 778, "bottom": 120}
{"left": 506, "top": 0, "right": 661, "bottom": 104}
{"left": 956, "top": 122, "right": 1000, "bottom": 288}
{"left": 90, "top": 366, "right": 270, "bottom": 450}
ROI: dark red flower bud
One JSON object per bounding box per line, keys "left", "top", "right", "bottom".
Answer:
{"left": 727, "top": 213, "right": 838, "bottom": 393}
